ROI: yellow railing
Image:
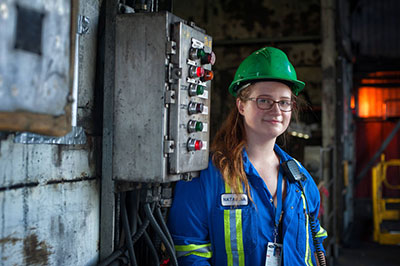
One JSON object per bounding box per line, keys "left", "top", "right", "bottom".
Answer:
{"left": 372, "top": 154, "right": 400, "bottom": 245}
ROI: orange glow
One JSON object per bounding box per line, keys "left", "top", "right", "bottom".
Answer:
{"left": 367, "top": 71, "right": 400, "bottom": 77}
{"left": 351, "top": 94, "right": 355, "bottom": 109}
{"left": 361, "top": 78, "right": 400, "bottom": 84}
{"left": 358, "top": 87, "right": 400, "bottom": 118}
{"left": 358, "top": 71, "right": 400, "bottom": 118}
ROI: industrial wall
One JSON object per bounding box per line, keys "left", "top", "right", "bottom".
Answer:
{"left": 0, "top": 0, "right": 326, "bottom": 265}
{"left": 0, "top": 0, "right": 102, "bottom": 265}
{"left": 0, "top": 136, "right": 100, "bottom": 265}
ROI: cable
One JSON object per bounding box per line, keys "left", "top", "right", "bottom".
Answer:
{"left": 298, "top": 182, "right": 327, "bottom": 266}
{"left": 132, "top": 216, "right": 150, "bottom": 244}
{"left": 129, "top": 191, "right": 139, "bottom": 236}
{"left": 122, "top": 193, "right": 138, "bottom": 266}
{"left": 138, "top": 214, "right": 160, "bottom": 266}
{"left": 154, "top": 205, "right": 174, "bottom": 246}
{"left": 144, "top": 203, "right": 178, "bottom": 266}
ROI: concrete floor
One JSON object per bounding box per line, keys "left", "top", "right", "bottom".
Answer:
{"left": 335, "top": 241, "right": 400, "bottom": 266}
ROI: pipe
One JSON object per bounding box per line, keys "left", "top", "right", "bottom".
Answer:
{"left": 144, "top": 203, "right": 178, "bottom": 266}
{"left": 122, "top": 193, "right": 138, "bottom": 266}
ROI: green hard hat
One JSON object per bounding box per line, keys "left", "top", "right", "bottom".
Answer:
{"left": 228, "top": 47, "right": 305, "bottom": 97}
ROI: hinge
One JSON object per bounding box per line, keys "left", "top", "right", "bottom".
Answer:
{"left": 165, "top": 90, "right": 175, "bottom": 104}
{"left": 167, "top": 41, "right": 177, "bottom": 55}
{"left": 77, "top": 15, "right": 90, "bottom": 35}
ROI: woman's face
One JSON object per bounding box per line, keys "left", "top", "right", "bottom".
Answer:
{"left": 236, "top": 81, "right": 293, "bottom": 142}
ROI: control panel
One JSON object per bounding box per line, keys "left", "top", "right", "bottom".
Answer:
{"left": 113, "top": 12, "right": 214, "bottom": 182}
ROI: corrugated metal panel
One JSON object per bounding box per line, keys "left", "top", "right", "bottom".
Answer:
{"left": 352, "top": 0, "right": 400, "bottom": 58}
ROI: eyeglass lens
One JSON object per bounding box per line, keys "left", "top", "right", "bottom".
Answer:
{"left": 256, "top": 97, "right": 292, "bottom": 111}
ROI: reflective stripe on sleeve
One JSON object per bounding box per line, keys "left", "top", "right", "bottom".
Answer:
{"left": 224, "top": 181, "right": 245, "bottom": 266}
{"left": 316, "top": 227, "right": 328, "bottom": 238}
{"left": 175, "top": 243, "right": 212, "bottom": 258}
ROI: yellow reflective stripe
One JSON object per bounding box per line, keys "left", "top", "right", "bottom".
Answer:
{"left": 175, "top": 243, "right": 211, "bottom": 251}
{"left": 301, "top": 194, "right": 313, "bottom": 266}
{"left": 316, "top": 227, "right": 328, "bottom": 238}
{"left": 224, "top": 179, "right": 245, "bottom": 266}
{"left": 224, "top": 209, "right": 233, "bottom": 266}
{"left": 175, "top": 243, "right": 212, "bottom": 258}
{"left": 225, "top": 181, "right": 232, "bottom": 193}
{"left": 236, "top": 209, "right": 245, "bottom": 266}
{"left": 185, "top": 251, "right": 212, "bottom": 258}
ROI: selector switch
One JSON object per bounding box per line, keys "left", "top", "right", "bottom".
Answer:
{"left": 188, "top": 101, "right": 204, "bottom": 115}
{"left": 187, "top": 138, "right": 203, "bottom": 151}
{"left": 187, "top": 120, "right": 204, "bottom": 133}
{"left": 189, "top": 84, "right": 205, "bottom": 96}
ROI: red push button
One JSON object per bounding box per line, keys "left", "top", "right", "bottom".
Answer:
{"left": 187, "top": 138, "right": 203, "bottom": 151}
{"left": 189, "top": 66, "right": 205, "bottom": 78}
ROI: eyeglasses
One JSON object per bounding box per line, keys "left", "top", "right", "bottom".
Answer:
{"left": 245, "top": 96, "right": 294, "bottom": 112}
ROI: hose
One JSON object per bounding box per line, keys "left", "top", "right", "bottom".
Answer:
{"left": 144, "top": 203, "right": 178, "bottom": 266}
{"left": 129, "top": 191, "right": 138, "bottom": 236}
{"left": 121, "top": 193, "right": 138, "bottom": 266}
{"left": 132, "top": 216, "right": 150, "bottom": 244}
{"left": 154, "top": 206, "right": 174, "bottom": 247}
{"left": 138, "top": 214, "right": 160, "bottom": 266}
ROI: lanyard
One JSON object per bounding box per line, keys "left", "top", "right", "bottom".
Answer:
{"left": 273, "top": 169, "right": 283, "bottom": 244}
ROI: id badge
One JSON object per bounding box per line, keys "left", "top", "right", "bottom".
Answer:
{"left": 265, "top": 242, "right": 282, "bottom": 266}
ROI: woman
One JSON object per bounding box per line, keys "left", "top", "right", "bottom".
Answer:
{"left": 167, "top": 47, "right": 327, "bottom": 266}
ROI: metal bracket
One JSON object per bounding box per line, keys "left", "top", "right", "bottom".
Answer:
{"left": 191, "top": 38, "right": 204, "bottom": 49}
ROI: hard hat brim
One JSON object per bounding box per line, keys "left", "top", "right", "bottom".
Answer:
{"left": 229, "top": 77, "right": 305, "bottom": 97}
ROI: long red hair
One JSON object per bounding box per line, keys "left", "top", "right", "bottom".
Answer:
{"left": 211, "top": 87, "right": 252, "bottom": 200}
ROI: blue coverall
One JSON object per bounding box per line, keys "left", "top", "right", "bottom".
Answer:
{"left": 167, "top": 144, "right": 327, "bottom": 265}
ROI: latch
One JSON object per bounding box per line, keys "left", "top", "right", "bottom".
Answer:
{"left": 168, "top": 63, "right": 182, "bottom": 83}
{"left": 164, "top": 140, "right": 175, "bottom": 154}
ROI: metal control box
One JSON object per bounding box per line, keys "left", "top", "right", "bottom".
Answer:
{"left": 113, "top": 12, "right": 213, "bottom": 182}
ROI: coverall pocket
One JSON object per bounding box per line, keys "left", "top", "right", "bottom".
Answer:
{"left": 296, "top": 210, "right": 307, "bottom": 256}
{"left": 211, "top": 205, "right": 258, "bottom": 254}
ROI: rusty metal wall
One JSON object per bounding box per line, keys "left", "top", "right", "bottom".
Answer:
{"left": 0, "top": 0, "right": 102, "bottom": 265}
{"left": 0, "top": 136, "right": 101, "bottom": 265}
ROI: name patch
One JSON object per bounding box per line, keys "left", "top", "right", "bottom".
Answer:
{"left": 221, "top": 193, "right": 249, "bottom": 207}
